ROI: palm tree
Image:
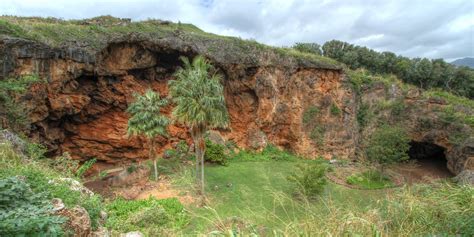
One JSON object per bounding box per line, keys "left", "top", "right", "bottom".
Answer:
{"left": 168, "top": 55, "right": 229, "bottom": 195}
{"left": 126, "top": 89, "right": 169, "bottom": 181}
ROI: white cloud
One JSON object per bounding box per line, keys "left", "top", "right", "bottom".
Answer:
{"left": 0, "top": 0, "right": 472, "bottom": 59}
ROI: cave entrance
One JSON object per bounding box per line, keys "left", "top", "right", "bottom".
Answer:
{"left": 398, "top": 141, "right": 453, "bottom": 183}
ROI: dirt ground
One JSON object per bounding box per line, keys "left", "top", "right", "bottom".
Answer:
{"left": 392, "top": 158, "right": 453, "bottom": 184}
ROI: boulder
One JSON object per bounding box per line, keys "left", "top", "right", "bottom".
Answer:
{"left": 56, "top": 206, "right": 91, "bottom": 237}
{"left": 120, "top": 231, "right": 144, "bottom": 237}
{"left": 455, "top": 170, "right": 474, "bottom": 185}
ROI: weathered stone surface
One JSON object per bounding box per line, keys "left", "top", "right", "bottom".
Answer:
{"left": 57, "top": 206, "right": 91, "bottom": 237}
{"left": 0, "top": 35, "right": 472, "bottom": 175}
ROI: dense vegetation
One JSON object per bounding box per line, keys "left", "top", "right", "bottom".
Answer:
{"left": 0, "top": 75, "right": 42, "bottom": 132}
{"left": 294, "top": 41, "right": 474, "bottom": 98}
{"left": 0, "top": 139, "right": 103, "bottom": 236}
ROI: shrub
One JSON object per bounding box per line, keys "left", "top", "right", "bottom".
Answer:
{"left": 106, "top": 197, "right": 189, "bottom": 233}
{"left": 128, "top": 206, "right": 170, "bottom": 227}
{"left": 366, "top": 125, "right": 410, "bottom": 172}
{"left": 75, "top": 158, "right": 96, "bottom": 178}
{"left": 205, "top": 139, "right": 227, "bottom": 165}
{"left": 48, "top": 152, "right": 79, "bottom": 177}
{"left": 287, "top": 162, "right": 328, "bottom": 199}
{"left": 303, "top": 106, "right": 319, "bottom": 124}
{"left": 346, "top": 170, "right": 394, "bottom": 189}
{"left": 0, "top": 75, "right": 42, "bottom": 132}
{"left": 0, "top": 176, "right": 66, "bottom": 236}
{"left": 0, "top": 142, "right": 104, "bottom": 230}
{"left": 24, "top": 141, "right": 48, "bottom": 160}
{"left": 310, "top": 126, "right": 325, "bottom": 146}
{"left": 357, "top": 103, "right": 371, "bottom": 128}
{"left": 330, "top": 103, "right": 342, "bottom": 116}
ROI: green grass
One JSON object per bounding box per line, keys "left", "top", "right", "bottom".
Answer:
{"left": 173, "top": 159, "right": 473, "bottom": 236}
{"left": 0, "top": 15, "right": 342, "bottom": 69}
{"left": 105, "top": 197, "right": 189, "bottom": 234}
{"left": 179, "top": 160, "right": 386, "bottom": 234}
{"left": 346, "top": 170, "right": 395, "bottom": 189}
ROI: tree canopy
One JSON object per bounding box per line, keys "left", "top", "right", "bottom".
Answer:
{"left": 294, "top": 40, "right": 474, "bottom": 99}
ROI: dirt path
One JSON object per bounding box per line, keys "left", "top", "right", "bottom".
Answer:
{"left": 135, "top": 180, "right": 196, "bottom": 205}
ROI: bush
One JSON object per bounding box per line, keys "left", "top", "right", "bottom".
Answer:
{"left": 106, "top": 197, "right": 189, "bottom": 233}
{"left": 232, "top": 144, "right": 299, "bottom": 162}
{"left": 346, "top": 170, "right": 394, "bottom": 189}
{"left": 366, "top": 125, "right": 410, "bottom": 172}
{"left": 75, "top": 158, "right": 96, "bottom": 178}
{"left": 330, "top": 103, "right": 341, "bottom": 116}
{"left": 0, "top": 176, "right": 66, "bottom": 236}
{"left": 205, "top": 139, "right": 227, "bottom": 165}
{"left": 0, "top": 75, "right": 42, "bottom": 132}
{"left": 0, "top": 142, "right": 104, "bottom": 230}
{"left": 287, "top": 162, "right": 328, "bottom": 199}
{"left": 357, "top": 103, "right": 371, "bottom": 128}
{"left": 310, "top": 126, "right": 325, "bottom": 146}
{"left": 128, "top": 206, "right": 170, "bottom": 227}
{"left": 303, "top": 106, "right": 319, "bottom": 124}
{"left": 48, "top": 152, "right": 79, "bottom": 177}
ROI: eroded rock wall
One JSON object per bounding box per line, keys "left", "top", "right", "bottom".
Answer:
{"left": 1, "top": 38, "right": 355, "bottom": 163}
{"left": 1, "top": 36, "right": 471, "bottom": 175}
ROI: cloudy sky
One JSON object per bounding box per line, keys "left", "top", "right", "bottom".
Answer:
{"left": 1, "top": 0, "right": 473, "bottom": 60}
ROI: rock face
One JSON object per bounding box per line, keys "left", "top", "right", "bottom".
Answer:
{"left": 0, "top": 37, "right": 354, "bottom": 162}
{"left": 0, "top": 34, "right": 472, "bottom": 175}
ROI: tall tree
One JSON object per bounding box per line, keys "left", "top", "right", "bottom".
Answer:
{"left": 126, "top": 89, "right": 169, "bottom": 181}
{"left": 168, "top": 55, "right": 229, "bottom": 195}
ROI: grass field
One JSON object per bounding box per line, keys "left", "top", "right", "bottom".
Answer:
{"left": 171, "top": 160, "right": 387, "bottom": 234}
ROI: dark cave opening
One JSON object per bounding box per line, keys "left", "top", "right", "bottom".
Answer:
{"left": 405, "top": 141, "right": 453, "bottom": 179}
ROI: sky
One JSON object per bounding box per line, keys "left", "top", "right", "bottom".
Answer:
{"left": 1, "top": 0, "right": 473, "bottom": 61}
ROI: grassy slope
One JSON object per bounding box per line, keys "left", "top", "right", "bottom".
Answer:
{"left": 179, "top": 160, "right": 386, "bottom": 233}
{"left": 175, "top": 159, "right": 472, "bottom": 236}
{"left": 0, "top": 15, "right": 341, "bottom": 68}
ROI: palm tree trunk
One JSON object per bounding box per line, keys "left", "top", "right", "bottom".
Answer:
{"left": 150, "top": 139, "right": 158, "bottom": 181}
{"left": 200, "top": 135, "right": 205, "bottom": 196}
{"left": 191, "top": 127, "right": 201, "bottom": 193}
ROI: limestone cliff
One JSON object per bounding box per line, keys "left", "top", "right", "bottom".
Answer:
{"left": 0, "top": 16, "right": 472, "bottom": 175}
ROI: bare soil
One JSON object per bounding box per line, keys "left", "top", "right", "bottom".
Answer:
{"left": 392, "top": 158, "right": 453, "bottom": 184}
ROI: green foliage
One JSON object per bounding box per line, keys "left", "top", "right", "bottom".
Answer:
{"left": 357, "top": 103, "right": 371, "bottom": 129}
{"left": 169, "top": 55, "right": 229, "bottom": 130}
{"left": 232, "top": 144, "right": 299, "bottom": 162}
{"left": 126, "top": 163, "right": 138, "bottom": 174}
{"left": 127, "top": 89, "right": 169, "bottom": 139}
{"left": 287, "top": 162, "right": 328, "bottom": 199}
{"left": 366, "top": 125, "right": 410, "bottom": 170}
{"left": 330, "top": 103, "right": 341, "bottom": 116}
{"left": 375, "top": 98, "right": 406, "bottom": 118}
{"left": 76, "top": 158, "right": 96, "bottom": 178}
{"left": 0, "top": 176, "right": 66, "bottom": 236}
{"left": 0, "top": 142, "right": 104, "bottom": 230}
{"left": 302, "top": 106, "right": 319, "bottom": 124}
{"left": 346, "top": 170, "right": 394, "bottom": 189}
{"left": 48, "top": 152, "right": 79, "bottom": 177}
{"left": 381, "top": 182, "right": 474, "bottom": 235}
{"left": 106, "top": 197, "right": 189, "bottom": 233}
{"left": 321, "top": 40, "right": 474, "bottom": 98}
{"left": 0, "top": 75, "right": 42, "bottom": 131}
{"left": 169, "top": 55, "right": 230, "bottom": 193}
{"left": 309, "top": 126, "right": 325, "bottom": 146}
{"left": 24, "top": 141, "right": 48, "bottom": 160}
{"left": 292, "top": 42, "right": 322, "bottom": 55}
{"left": 205, "top": 139, "right": 227, "bottom": 165}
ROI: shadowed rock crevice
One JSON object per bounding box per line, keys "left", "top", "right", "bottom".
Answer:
{"left": 407, "top": 141, "right": 453, "bottom": 177}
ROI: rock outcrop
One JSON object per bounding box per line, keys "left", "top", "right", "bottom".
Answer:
{"left": 0, "top": 17, "right": 472, "bottom": 176}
